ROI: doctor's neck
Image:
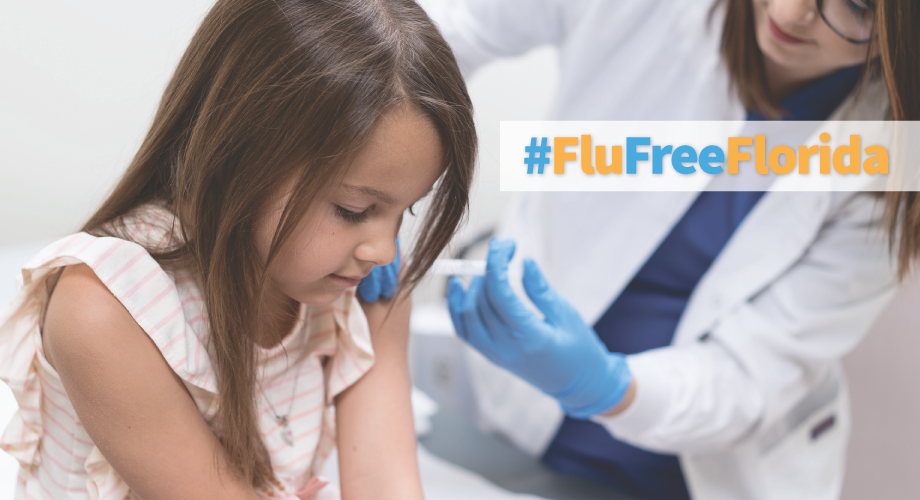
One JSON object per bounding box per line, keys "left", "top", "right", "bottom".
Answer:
{"left": 761, "top": 55, "right": 837, "bottom": 100}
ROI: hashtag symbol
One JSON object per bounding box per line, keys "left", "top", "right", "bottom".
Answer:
{"left": 524, "top": 137, "right": 551, "bottom": 174}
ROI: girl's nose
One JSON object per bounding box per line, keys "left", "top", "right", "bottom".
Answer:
{"left": 355, "top": 233, "right": 398, "bottom": 267}
{"left": 771, "top": 0, "right": 817, "bottom": 25}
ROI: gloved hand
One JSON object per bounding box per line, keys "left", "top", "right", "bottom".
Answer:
{"left": 357, "top": 238, "right": 400, "bottom": 302}
{"left": 447, "top": 238, "right": 632, "bottom": 419}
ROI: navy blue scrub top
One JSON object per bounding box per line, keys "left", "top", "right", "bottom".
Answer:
{"left": 541, "top": 64, "right": 864, "bottom": 500}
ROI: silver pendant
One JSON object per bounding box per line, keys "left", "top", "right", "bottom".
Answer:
{"left": 277, "top": 416, "right": 295, "bottom": 447}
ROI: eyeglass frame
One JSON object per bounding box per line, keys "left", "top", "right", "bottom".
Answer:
{"left": 815, "top": 0, "right": 875, "bottom": 45}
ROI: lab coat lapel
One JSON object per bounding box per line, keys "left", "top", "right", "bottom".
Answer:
{"left": 673, "top": 190, "right": 831, "bottom": 344}
{"left": 672, "top": 86, "right": 889, "bottom": 345}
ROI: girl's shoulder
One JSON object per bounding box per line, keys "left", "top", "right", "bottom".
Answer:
{"left": 1, "top": 204, "right": 219, "bottom": 395}
{"left": 42, "top": 262, "right": 155, "bottom": 371}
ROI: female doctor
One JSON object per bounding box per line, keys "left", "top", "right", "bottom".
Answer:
{"left": 403, "top": 0, "right": 920, "bottom": 499}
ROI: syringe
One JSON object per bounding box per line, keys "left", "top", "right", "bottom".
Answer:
{"left": 429, "top": 259, "right": 486, "bottom": 276}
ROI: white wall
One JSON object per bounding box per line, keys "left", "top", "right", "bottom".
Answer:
{"left": 841, "top": 277, "right": 920, "bottom": 499}
{"left": 0, "top": 1, "right": 215, "bottom": 246}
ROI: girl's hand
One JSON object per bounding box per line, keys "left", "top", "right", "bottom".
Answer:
{"left": 357, "top": 238, "right": 400, "bottom": 302}
{"left": 337, "top": 292, "right": 424, "bottom": 500}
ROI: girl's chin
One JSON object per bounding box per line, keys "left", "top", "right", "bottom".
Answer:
{"left": 295, "top": 288, "right": 350, "bottom": 307}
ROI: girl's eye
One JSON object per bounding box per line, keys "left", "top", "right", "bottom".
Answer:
{"left": 335, "top": 205, "right": 369, "bottom": 223}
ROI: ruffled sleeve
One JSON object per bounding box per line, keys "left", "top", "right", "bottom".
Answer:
{"left": 84, "top": 446, "right": 130, "bottom": 500}
{"left": 326, "top": 289, "right": 375, "bottom": 402}
{"left": 300, "top": 289, "right": 374, "bottom": 485}
{"left": 20, "top": 231, "right": 218, "bottom": 396}
{"left": 0, "top": 264, "right": 46, "bottom": 471}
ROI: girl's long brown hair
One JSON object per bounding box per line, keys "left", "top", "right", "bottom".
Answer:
{"left": 82, "top": 0, "right": 475, "bottom": 487}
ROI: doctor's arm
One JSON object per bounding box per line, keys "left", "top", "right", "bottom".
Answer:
{"left": 594, "top": 193, "right": 896, "bottom": 454}
{"left": 449, "top": 194, "right": 896, "bottom": 455}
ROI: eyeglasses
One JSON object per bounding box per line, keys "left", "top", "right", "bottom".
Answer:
{"left": 816, "top": 0, "right": 875, "bottom": 44}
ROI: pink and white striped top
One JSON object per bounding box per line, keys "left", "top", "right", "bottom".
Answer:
{"left": 0, "top": 205, "right": 375, "bottom": 500}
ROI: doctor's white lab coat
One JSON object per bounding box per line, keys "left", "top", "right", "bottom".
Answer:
{"left": 420, "top": 0, "right": 897, "bottom": 498}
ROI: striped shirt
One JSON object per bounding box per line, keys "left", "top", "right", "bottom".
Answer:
{"left": 0, "top": 205, "right": 375, "bottom": 499}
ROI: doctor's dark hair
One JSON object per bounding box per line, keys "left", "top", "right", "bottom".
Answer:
{"left": 81, "top": 0, "right": 475, "bottom": 488}
{"left": 714, "top": 0, "right": 920, "bottom": 275}
{"left": 878, "top": 0, "right": 920, "bottom": 277}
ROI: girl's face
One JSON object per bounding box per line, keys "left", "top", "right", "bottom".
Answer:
{"left": 752, "top": 0, "right": 870, "bottom": 81}
{"left": 257, "top": 105, "right": 445, "bottom": 306}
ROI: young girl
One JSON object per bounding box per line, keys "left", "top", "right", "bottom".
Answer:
{"left": 0, "top": 0, "right": 476, "bottom": 499}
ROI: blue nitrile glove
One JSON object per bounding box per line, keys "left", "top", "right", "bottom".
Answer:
{"left": 357, "top": 238, "right": 401, "bottom": 302}
{"left": 447, "top": 238, "right": 632, "bottom": 419}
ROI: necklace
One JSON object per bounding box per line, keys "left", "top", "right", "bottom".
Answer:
{"left": 260, "top": 358, "right": 302, "bottom": 447}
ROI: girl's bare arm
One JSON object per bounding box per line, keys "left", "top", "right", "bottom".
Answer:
{"left": 42, "top": 264, "right": 260, "bottom": 500}
{"left": 335, "top": 294, "right": 424, "bottom": 500}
